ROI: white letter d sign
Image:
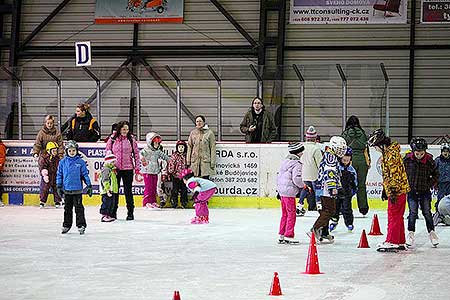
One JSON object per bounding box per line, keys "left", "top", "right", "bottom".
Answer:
{"left": 75, "top": 41, "right": 92, "bottom": 66}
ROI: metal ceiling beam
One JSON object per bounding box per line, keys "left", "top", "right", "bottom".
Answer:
{"left": 209, "top": 0, "right": 257, "bottom": 47}
{"left": 18, "top": 45, "right": 258, "bottom": 57}
{"left": 21, "top": 0, "right": 72, "bottom": 48}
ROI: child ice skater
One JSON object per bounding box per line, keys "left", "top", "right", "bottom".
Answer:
{"left": 140, "top": 132, "right": 169, "bottom": 209}
{"left": 329, "top": 147, "right": 357, "bottom": 232}
{"left": 403, "top": 137, "right": 440, "bottom": 247}
{"left": 56, "top": 140, "right": 92, "bottom": 235}
{"left": 435, "top": 143, "right": 450, "bottom": 208}
{"left": 180, "top": 168, "right": 217, "bottom": 224}
{"left": 368, "top": 129, "right": 410, "bottom": 251}
{"left": 38, "top": 142, "right": 62, "bottom": 208}
{"left": 167, "top": 140, "right": 189, "bottom": 208}
{"left": 0, "top": 138, "right": 6, "bottom": 206}
{"left": 99, "top": 153, "right": 118, "bottom": 222}
{"left": 276, "top": 142, "right": 304, "bottom": 244}
{"left": 311, "top": 136, "right": 347, "bottom": 244}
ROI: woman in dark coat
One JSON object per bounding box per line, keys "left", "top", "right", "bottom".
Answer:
{"left": 341, "top": 116, "right": 371, "bottom": 216}
{"left": 240, "top": 97, "right": 276, "bottom": 143}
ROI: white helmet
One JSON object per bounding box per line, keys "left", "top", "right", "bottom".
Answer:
{"left": 329, "top": 136, "right": 347, "bottom": 158}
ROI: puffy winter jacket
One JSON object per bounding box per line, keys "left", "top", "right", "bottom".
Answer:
{"left": 404, "top": 152, "right": 439, "bottom": 193}
{"left": 66, "top": 113, "right": 100, "bottom": 142}
{"left": 33, "top": 126, "right": 64, "bottom": 157}
{"left": 167, "top": 151, "right": 187, "bottom": 178}
{"left": 338, "top": 163, "right": 358, "bottom": 197}
{"left": 106, "top": 134, "right": 141, "bottom": 171}
{"left": 381, "top": 142, "right": 410, "bottom": 197}
{"left": 435, "top": 156, "right": 450, "bottom": 183}
{"left": 56, "top": 155, "right": 91, "bottom": 192}
{"left": 99, "top": 164, "right": 118, "bottom": 195}
{"left": 186, "top": 177, "right": 217, "bottom": 193}
{"left": 316, "top": 149, "right": 341, "bottom": 197}
{"left": 0, "top": 141, "right": 6, "bottom": 172}
{"left": 139, "top": 132, "right": 169, "bottom": 174}
{"left": 277, "top": 154, "right": 304, "bottom": 197}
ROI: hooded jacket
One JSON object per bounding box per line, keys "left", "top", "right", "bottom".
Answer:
{"left": 187, "top": 124, "right": 217, "bottom": 177}
{"left": 106, "top": 134, "right": 141, "bottom": 171}
{"left": 139, "top": 132, "right": 169, "bottom": 174}
{"left": 56, "top": 154, "right": 91, "bottom": 192}
{"left": 66, "top": 112, "right": 100, "bottom": 142}
{"left": 277, "top": 154, "right": 304, "bottom": 197}
{"left": 38, "top": 152, "right": 60, "bottom": 184}
{"left": 167, "top": 141, "right": 187, "bottom": 178}
{"left": 100, "top": 163, "right": 118, "bottom": 195}
{"left": 33, "top": 125, "right": 64, "bottom": 157}
{"left": 404, "top": 152, "right": 439, "bottom": 193}
{"left": 240, "top": 108, "right": 276, "bottom": 143}
{"left": 435, "top": 155, "right": 450, "bottom": 183}
{"left": 381, "top": 142, "right": 410, "bottom": 197}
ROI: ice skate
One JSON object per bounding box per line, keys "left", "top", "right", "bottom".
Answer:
{"left": 319, "top": 234, "right": 334, "bottom": 244}
{"left": 200, "top": 216, "right": 209, "bottom": 224}
{"left": 307, "top": 228, "right": 322, "bottom": 243}
{"left": 39, "top": 202, "right": 45, "bottom": 209}
{"left": 159, "top": 198, "right": 166, "bottom": 208}
{"left": 278, "top": 235, "right": 285, "bottom": 244}
{"left": 284, "top": 236, "right": 300, "bottom": 245}
{"left": 54, "top": 202, "right": 62, "bottom": 209}
{"left": 296, "top": 204, "right": 306, "bottom": 217}
{"left": 145, "top": 202, "right": 161, "bottom": 210}
{"left": 61, "top": 227, "right": 70, "bottom": 234}
{"left": 0, "top": 201, "right": 4, "bottom": 207}
{"left": 78, "top": 226, "right": 86, "bottom": 235}
{"left": 101, "top": 215, "right": 115, "bottom": 222}
{"left": 376, "top": 242, "right": 406, "bottom": 252}
{"left": 347, "top": 224, "right": 354, "bottom": 232}
{"left": 406, "top": 231, "right": 415, "bottom": 248}
{"left": 190, "top": 216, "right": 202, "bottom": 224}
{"left": 429, "top": 230, "right": 439, "bottom": 247}
{"left": 126, "top": 212, "right": 134, "bottom": 221}
{"left": 329, "top": 221, "right": 338, "bottom": 232}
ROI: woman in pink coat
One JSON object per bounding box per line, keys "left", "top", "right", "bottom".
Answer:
{"left": 106, "top": 121, "right": 141, "bottom": 220}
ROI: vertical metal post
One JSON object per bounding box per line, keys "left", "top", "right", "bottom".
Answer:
{"left": 166, "top": 66, "right": 182, "bottom": 140}
{"left": 57, "top": 82, "right": 62, "bottom": 131}
{"left": 136, "top": 81, "right": 141, "bottom": 140}
{"left": 41, "top": 66, "right": 62, "bottom": 131}
{"left": 17, "top": 80, "right": 23, "bottom": 139}
{"left": 381, "top": 63, "right": 390, "bottom": 136}
{"left": 207, "top": 65, "right": 222, "bottom": 141}
{"left": 83, "top": 67, "right": 102, "bottom": 136}
{"left": 336, "top": 64, "right": 347, "bottom": 131}
{"left": 293, "top": 64, "right": 305, "bottom": 141}
{"left": 250, "top": 64, "right": 263, "bottom": 99}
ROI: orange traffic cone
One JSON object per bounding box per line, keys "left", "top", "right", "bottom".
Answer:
{"left": 357, "top": 229, "right": 370, "bottom": 248}
{"left": 368, "top": 214, "right": 383, "bottom": 236}
{"left": 172, "top": 290, "right": 181, "bottom": 300}
{"left": 269, "top": 272, "right": 282, "bottom": 296}
{"left": 302, "top": 231, "right": 323, "bottom": 275}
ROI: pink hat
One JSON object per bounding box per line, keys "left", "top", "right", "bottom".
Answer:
{"left": 179, "top": 168, "right": 194, "bottom": 180}
{"left": 305, "top": 125, "right": 317, "bottom": 139}
{"left": 104, "top": 153, "right": 116, "bottom": 163}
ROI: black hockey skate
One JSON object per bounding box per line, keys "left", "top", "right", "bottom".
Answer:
{"left": 78, "top": 226, "right": 86, "bottom": 235}
{"left": 376, "top": 242, "right": 406, "bottom": 253}
{"left": 61, "top": 227, "right": 70, "bottom": 234}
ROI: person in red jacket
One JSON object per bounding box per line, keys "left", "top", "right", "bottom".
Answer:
{"left": 0, "top": 138, "right": 6, "bottom": 206}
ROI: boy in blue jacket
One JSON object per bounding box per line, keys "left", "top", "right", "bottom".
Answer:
{"left": 56, "top": 140, "right": 92, "bottom": 235}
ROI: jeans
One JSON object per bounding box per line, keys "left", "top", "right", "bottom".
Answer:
{"left": 407, "top": 191, "right": 434, "bottom": 233}
{"left": 298, "top": 181, "right": 316, "bottom": 210}
{"left": 332, "top": 192, "right": 354, "bottom": 227}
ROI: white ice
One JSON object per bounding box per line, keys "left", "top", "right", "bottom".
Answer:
{"left": 0, "top": 207, "right": 449, "bottom": 300}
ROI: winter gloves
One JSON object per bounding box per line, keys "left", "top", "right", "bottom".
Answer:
{"left": 86, "top": 185, "right": 93, "bottom": 197}
{"left": 41, "top": 169, "right": 49, "bottom": 183}
{"left": 56, "top": 186, "right": 64, "bottom": 198}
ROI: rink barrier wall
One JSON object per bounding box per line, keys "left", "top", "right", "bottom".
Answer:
{"left": 0, "top": 141, "right": 441, "bottom": 208}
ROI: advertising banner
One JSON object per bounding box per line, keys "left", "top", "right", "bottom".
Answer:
{"left": 290, "top": 0, "right": 408, "bottom": 24}
{"left": 421, "top": 0, "right": 450, "bottom": 23}
{"left": 95, "top": 0, "right": 184, "bottom": 24}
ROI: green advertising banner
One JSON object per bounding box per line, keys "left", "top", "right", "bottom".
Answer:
{"left": 95, "top": 0, "right": 184, "bottom": 24}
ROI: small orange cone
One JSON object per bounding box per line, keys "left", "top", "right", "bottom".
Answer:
{"left": 172, "top": 290, "right": 181, "bottom": 300}
{"left": 302, "top": 231, "right": 323, "bottom": 275}
{"left": 357, "top": 229, "right": 370, "bottom": 248}
{"left": 269, "top": 272, "right": 283, "bottom": 296}
{"left": 368, "top": 214, "right": 383, "bottom": 236}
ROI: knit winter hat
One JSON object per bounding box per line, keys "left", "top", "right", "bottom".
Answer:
{"left": 305, "top": 126, "right": 317, "bottom": 139}
{"left": 288, "top": 142, "right": 305, "bottom": 154}
{"left": 104, "top": 153, "right": 117, "bottom": 163}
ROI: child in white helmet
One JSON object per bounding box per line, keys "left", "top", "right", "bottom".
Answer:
{"left": 311, "top": 136, "right": 347, "bottom": 244}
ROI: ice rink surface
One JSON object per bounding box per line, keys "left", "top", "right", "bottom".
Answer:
{"left": 0, "top": 206, "right": 449, "bottom": 300}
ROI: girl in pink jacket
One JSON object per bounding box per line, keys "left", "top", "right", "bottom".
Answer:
{"left": 105, "top": 121, "right": 141, "bottom": 221}
{"left": 276, "top": 142, "right": 305, "bottom": 244}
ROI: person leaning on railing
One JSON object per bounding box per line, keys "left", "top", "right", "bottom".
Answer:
{"left": 32, "top": 115, "right": 64, "bottom": 159}
{"left": 66, "top": 103, "right": 100, "bottom": 142}
{"left": 240, "top": 97, "right": 276, "bottom": 143}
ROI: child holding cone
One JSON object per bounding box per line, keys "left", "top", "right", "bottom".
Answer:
{"left": 276, "top": 142, "right": 305, "bottom": 244}
{"left": 368, "top": 129, "right": 410, "bottom": 251}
